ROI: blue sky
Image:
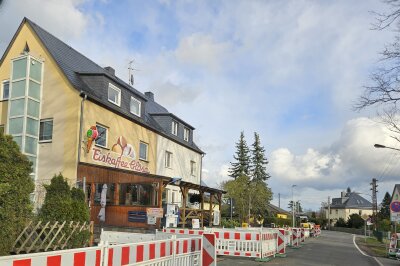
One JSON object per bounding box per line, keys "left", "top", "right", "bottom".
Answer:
{"left": 1, "top": 0, "right": 400, "bottom": 211}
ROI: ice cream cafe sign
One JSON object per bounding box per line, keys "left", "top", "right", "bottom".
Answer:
{"left": 85, "top": 127, "right": 149, "bottom": 173}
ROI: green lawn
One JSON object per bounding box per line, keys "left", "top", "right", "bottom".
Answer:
{"left": 355, "top": 237, "right": 388, "bottom": 257}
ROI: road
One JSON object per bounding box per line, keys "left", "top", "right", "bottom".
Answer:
{"left": 218, "top": 230, "right": 399, "bottom": 266}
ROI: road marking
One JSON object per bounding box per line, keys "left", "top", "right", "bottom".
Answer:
{"left": 352, "top": 235, "right": 384, "bottom": 266}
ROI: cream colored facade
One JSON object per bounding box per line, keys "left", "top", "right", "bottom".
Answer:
{"left": 0, "top": 22, "right": 81, "bottom": 207}
{"left": 326, "top": 208, "right": 373, "bottom": 223}
{"left": 156, "top": 135, "right": 202, "bottom": 204}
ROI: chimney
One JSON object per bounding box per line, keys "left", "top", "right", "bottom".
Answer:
{"left": 104, "top": 66, "right": 115, "bottom": 76}
{"left": 145, "top": 91, "right": 154, "bottom": 101}
{"left": 341, "top": 191, "right": 346, "bottom": 198}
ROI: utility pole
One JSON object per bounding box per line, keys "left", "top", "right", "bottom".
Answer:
{"left": 370, "top": 178, "right": 378, "bottom": 230}
{"left": 328, "top": 196, "right": 331, "bottom": 230}
{"left": 278, "top": 193, "right": 280, "bottom": 208}
{"left": 292, "top": 185, "right": 296, "bottom": 227}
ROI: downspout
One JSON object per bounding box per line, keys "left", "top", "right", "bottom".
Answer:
{"left": 77, "top": 91, "right": 87, "bottom": 172}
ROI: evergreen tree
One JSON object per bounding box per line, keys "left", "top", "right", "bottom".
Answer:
{"left": 0, "top": 134, "right": 34, "bottom": 255}
{"left": 378, "top": 192, "right": 391, "bottom": 220}
{"left": 228, "top": 131, "right": 251, "bottom": 179}
{"left": 250, "top": 132, "right": 270, "bottom": 181}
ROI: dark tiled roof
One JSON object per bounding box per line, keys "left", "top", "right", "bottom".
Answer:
{"left": 266, "top": 203, "right": 291, "bottom": 215}
{"left": 331, "top": 192, "right": 372, "bottom": 209}
{"left": 21, "top": 18, "right": 203, "bottom": 154}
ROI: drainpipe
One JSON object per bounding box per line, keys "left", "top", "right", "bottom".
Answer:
{"left": 77, "top": 91, "right": 87, "bottom": 172}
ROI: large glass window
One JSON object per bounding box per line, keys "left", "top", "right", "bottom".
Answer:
{"left": 9, "top": 99, "right": 25, "bottom": 117}
{"left": 9, "top": 117, "right": 23, "bottom": 135}
{"left": 2, "top": 81, "right": 9, "bottom": 100}
{"left": 11, "top": 80, "right": 26, "bottom": 98}
{"left": 26, "top": 117, "right": 39, "bottom": 136}
{"left": 95, "top": 124, "right": 107, "bottom": 148}
{"left": 28, "top": 80, "right": 40, "bottom": 100}
{"left": 39, "top": 119, "right": 53, "bottom": 142}
{"left": 12, "top": 58, "right": 27, "bottom": 80}
{"left": 25, "top": 136, "right": 37, "bottom": 155}
{"left": 172, "top": 120, "right": 178, "bottom": 135}
{"left": 130, "top": 96, "right": 141, "bottom": 116}
{"left": 94, "top": 183, "right": 115, "bottom": 205}
{"left": 119, "top": 183, "right": 158, "bottom": 206}
{"left": 29, "top": 58, "right": 42, "bottom": 81}
{"left": 139, "top": 141, "right": 148, "bottom": 161}
{"left": 108, "top": 83, "right": 121, "bottom": 106}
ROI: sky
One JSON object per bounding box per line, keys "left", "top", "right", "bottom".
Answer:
{"left": 1, "top": 0, "right": 400, "bottom": 211}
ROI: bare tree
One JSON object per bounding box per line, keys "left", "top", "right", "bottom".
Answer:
{"left": 356, "top": 0, "right": 400, "bottom": 141}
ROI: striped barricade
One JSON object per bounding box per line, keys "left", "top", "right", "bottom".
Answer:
{"left": 104, "top": 236, "right": 202, "bottom": 266}
{"left": 162, "top": 228, "right": 205, "bottom": 235}
{"left": 210, "top": 228, "right": 276, "bottom": 261}
{"left": 300, "top": 228, "right": 305, "bottom": 243}
{"left": 275, "top": 229, "right": 286, "bottom": 256}
{"left": 304, "top": 228, "right": 310, "bottom": 238}
{"left": 0, "top": 245, "right": 103, "bottom": 266}
{"left": 291, "top": 228, "right": 300, "bottom": 247}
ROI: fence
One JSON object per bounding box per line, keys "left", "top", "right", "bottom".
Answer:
{"left": 12, "top": 220, "right": 93, "bottom": 254}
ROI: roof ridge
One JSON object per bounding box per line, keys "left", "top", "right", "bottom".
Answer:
{"left": 25, "top": 17, "right": 106, "bottom": 74}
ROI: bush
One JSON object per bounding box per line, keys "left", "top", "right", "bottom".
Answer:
{"left": 347, "top": 213, "right": 364, "bottom": 229}
{"left": 221, "top": 219, "right": 241, "bottom": 228}
{"left": 39, "top": 174, "right": 90, "bottom": 248}
{"left": 335, "top": 218, "right": 347, "bottom": 227}
{"left": 0, "top": 134, "right": 34, "bottom": 255}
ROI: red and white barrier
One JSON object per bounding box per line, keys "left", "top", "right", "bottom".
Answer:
{"left": 291, "top": 228, "right": 300, "bottom": 247}
{"left": 276, "top": 229, "right": 286, "bottom": 255}
{"left": 300, "top": 228, "right": 305, "bottom": 243}
{"left": 162, "top": 228, "right": 204, "bottom": 235}
{"left": 0, "top": 246, "right": 103, "bottom": 266}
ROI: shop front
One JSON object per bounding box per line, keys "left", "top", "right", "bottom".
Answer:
{"left": 77, "top": 163, "right": 168, "bottom": 229}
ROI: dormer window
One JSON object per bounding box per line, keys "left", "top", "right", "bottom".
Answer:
{"left": 130, "top": 96, "right": 141, "bottom": 117}
{"left": 108, "top": 83, "right": 121, "bottom": 106}
{"left": 184, "top": 127, "right": 190, "bottom": 142}
{"left": 172, "top": 120, "right": 178, "bottom": 136}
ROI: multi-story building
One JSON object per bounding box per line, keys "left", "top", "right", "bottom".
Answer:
{"left": 325, "top": 191, "right": 373, "bottom": 225}
{"left": 0, "top": 18, "right": 222, "bottom": 228}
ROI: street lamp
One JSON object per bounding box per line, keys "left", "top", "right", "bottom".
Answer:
{"left": 292, "top": 185, "right": 297, "bottom": 227}
{"left": 374, "top": 143, "right": 400, "bottom": 152}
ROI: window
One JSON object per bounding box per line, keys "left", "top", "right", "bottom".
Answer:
{"left": 108, "top": 83, "right": 121, "bottom": 106}
{"left": 130, "top": 96, "right": 141, "bottom": 116}
{"left": 139, "top": 141, "right": 148, "bottom": 161}
{"left": 190, "top": 161, "right": 196, "bottom": 176}
{"left": 39, "top": 119, "right": 53, "bottom": 142}
{"left": 165, "top": 151, "right": 172, "bottom": 168}
{"left": 171, "top": 191, "right": 176, "bottom": 203}
{"left": 0, "top": 125, "right": 4, "bottom": 135}
{"left": 95, "top": 124, "right": 108, "bottom": 148}
{"left": 171, "top": 120, "right": 178, "bottom": 135}
{"left": 2, "top": 81, "right": 9, "bottom": 100}
{"left": 94, "top": 183, "right": 115, "bottom": 205}
{"left": 119, "top": 183, "right": 158, "bottom": 206}
{"left": 184, "top": 127, "right": 190, "bottom": 142}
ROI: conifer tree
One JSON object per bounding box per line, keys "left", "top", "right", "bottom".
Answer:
{"left": 378, "top": 192, "right": 391, "bottom": 220}
{"left": 228, "top": 131, "right": 251, "bottom": 179}
{"left": 250, "top": 132, "right": 270, "bottom": 181}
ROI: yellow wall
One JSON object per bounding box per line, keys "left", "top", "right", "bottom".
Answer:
{"left": 0, "top": 22, "right": 81, "bottom": 206}
{"left": 326, "top": 208, "right": 373, "bottom": 223}
{"left": 80, "top": 100, "right": 157, "bottom": 174}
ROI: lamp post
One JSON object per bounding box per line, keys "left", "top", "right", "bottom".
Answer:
{"left": 374, "top": 143, "right": 400, "bottom": 152}
{"left": 292, "top": 185, "right": 296, "bottom": 227}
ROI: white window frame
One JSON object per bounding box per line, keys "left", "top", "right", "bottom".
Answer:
{"left": 139, "top": 141, "right": 148, "bottom": 161}
{"left": 190, "top": 160, "right": 196, "bottom": 176}
{"left": 95, "top": 124, "right": 108, "bottom": 148}
{"left": 172, "top": 120, "right": 178, "bottom": 136}
{"left": 108, "top": 83, "right": 121, "bottom": 106}
{"left": 1, "top": 80, "right": 9, "bottom": 100}
{"left": 38, "top": 118, "right": 53, "bottom": 143}
{"left": 165, "top": 151, "right": 173, "bottom": 168}
{"left": 130, "top": 96, "right": 141, "bottom": 117}
{"left": 183, "top": 127, "right": 190, "bottom": 142}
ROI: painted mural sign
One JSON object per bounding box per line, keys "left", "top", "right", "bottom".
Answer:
{"left": 84, "top": 126, "right": 149, "bottom": 173}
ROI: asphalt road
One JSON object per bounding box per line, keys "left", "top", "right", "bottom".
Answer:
{"left": 218, "top": 230, "right": 399, "bottom": 266}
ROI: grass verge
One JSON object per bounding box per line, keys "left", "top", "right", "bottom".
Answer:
{"left": 355, "top": 236, "right": 388, "bottom": 258}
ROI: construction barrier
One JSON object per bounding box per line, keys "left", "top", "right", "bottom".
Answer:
{"left": 291, "top": 228, "right": 300, "bottom": 247}
{"left": 300, "top": 228, "right": 305, "bottom": 243}
{"left": 388, "top": 233, "right": 400, "bottom": 257}
{"left": 162, "top": 228, "right": 205, "bottom": 235}
{"left": 0, "top": 246, "right": 103, "bottom": 266}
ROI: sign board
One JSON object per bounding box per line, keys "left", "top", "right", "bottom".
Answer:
{"left": 147, "top": 208, "right": 163, "bottom": 218}
{"left": 213, "top": 210, "right": 220, "bottom": 225}
{"left": 192, "top": 219, "right": 200, "bottom": 229}
{"left": 128, "top": 211, "right": 146, "bottom": 223}
{"left": 390, "top": 185, "right": 400, "bottom": 222}
{"left": 147, "top": 215, "right": 157, "bottom": 225}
